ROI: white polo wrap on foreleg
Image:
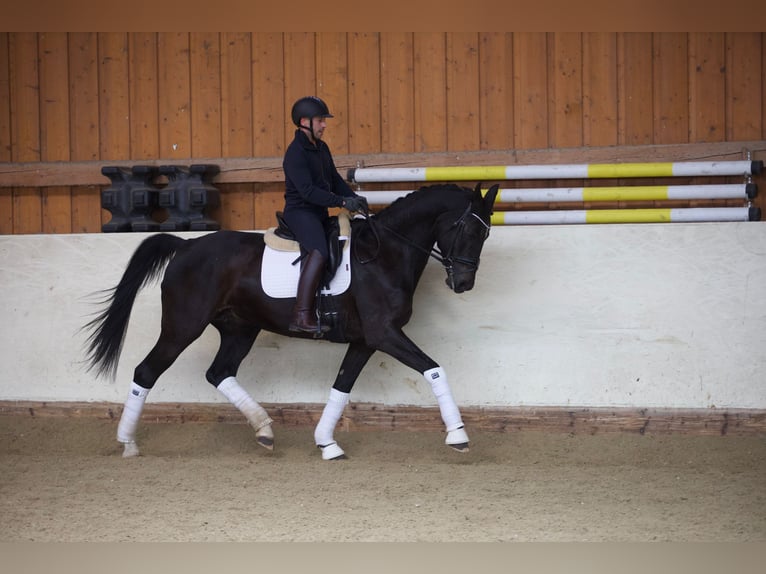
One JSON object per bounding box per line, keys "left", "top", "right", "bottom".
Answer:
{"left": 314, "top": 388, "right": 350, "bottom": 446}
{"left": 217, "top": 376, "right": 273, "bottom": 430}
{"left": 423, "top": 367, "right": 463, "bottom": 432}
{"left": 117, "top": 382, "right": 150, "bottom": 444}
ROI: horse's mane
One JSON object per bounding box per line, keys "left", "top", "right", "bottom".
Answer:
{"left": 373, "top": 184, "right": 472, "bottom": 227}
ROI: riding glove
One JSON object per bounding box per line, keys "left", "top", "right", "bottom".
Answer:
{"left": 343, "top": 196, "right": 368, "bottom": 214}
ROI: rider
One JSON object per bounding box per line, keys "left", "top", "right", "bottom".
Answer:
{"left": 282, "top": 96, "right": 368, "bottom": 334}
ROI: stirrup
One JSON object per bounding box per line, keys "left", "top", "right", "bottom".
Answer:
{"left": 288, "top": 320, "right": 330, "bottom": 336}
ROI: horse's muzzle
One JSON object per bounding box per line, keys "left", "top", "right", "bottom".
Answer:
{"left": 446, "top": 274, "right": 475, "bottom": 293}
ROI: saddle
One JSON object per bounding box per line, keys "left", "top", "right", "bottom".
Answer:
{"left": 264, "top": 210, "right": 351, "bottom": 286}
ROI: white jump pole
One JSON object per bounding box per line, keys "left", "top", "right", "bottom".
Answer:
{"left": 358, "top": 183, "right": 757, "bottom": 205}
{"left": 491, "top": 207, "right": 761, "bottom": 225}
{"left": 347, "top": 160, "right": 763, "bottom": 183}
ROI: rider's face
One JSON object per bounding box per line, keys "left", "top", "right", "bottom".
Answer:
{"left": 301, "top": 116, "right": 327, "bottom": 141}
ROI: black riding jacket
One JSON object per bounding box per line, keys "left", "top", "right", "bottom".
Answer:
{"left": 283, "top": 129, "right": 356, "bottom": 218}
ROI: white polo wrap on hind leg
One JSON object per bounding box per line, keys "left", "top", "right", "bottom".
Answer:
{"left": 314, "top": 388, "right": 350, "bottom": 447}
{"left": 217, "top": 376, "right": 273, "bottom": 431}
{"left": 117, "top": 382, "right": 150, "bottom": 444}
{"left": 423, "top": 367, "right": 463, "bottom": 432}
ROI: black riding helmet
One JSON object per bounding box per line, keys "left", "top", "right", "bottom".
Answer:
{"left": 291, "top": 96, "right": 333, "bottom": 140}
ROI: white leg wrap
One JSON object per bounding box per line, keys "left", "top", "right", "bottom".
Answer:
{"left": 117, "top": 382, "right": 150, "bottom": 444}
{"left": 217, "top": 376, "right": 273, "bottom": 432}
{"left": 314, "top": 388, "right": 350, "bottom": 447}
{"left": 423, "top": 367, "right": 464, "bottom": 432}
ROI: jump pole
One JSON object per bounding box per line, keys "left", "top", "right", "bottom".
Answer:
{"left": 358, "top": 183, "right": 757, "bottom": 205}
{"left": 491, "top": 206, "right": 761, "bottom": 225}
{"left": 347, "top": 160, "right": 763, "bottom": 183}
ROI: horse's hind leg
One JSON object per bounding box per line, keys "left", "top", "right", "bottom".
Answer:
{"left": 314, "top": 341, "right": 375, "bottom": 460}
{"left": 207, "top": 322, "right": 274, "bottom": 450}
{"left": 118, "top": 328, "right": 205, "bottom": 457}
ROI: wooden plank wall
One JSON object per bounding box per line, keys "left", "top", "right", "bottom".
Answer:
{"left": 0, "top": 32, "right": 764, "bottom": 234}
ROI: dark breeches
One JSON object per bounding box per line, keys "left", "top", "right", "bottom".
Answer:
{"left": 282, "top": 210, "right": 331, "bottom": 260}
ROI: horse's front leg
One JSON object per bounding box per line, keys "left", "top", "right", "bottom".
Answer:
{"left": 315, "top": 341, "right": 375, "bottom": 460}
{"left": 371, "top": 327, "right": 469, "bottom": 452}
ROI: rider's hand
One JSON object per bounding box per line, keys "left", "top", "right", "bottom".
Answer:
{"left": 343, "top": 196, "right": 368, "bottom": 214}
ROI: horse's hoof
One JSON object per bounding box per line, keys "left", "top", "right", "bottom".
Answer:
{"left": 445, "top": 426, "right": 469, "bottom": 450}
{"left": 318, "top": 442, "right": 347, "bottom": 461}
{"left": 122, "top": 442, "right": 140, "bottom": 458}
{"left": 257, "top": 436, "right": 274, "bottom": 451}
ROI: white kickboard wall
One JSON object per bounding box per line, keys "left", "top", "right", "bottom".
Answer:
{"left": 1, "top": 223, "right": 764, "bottom": 410}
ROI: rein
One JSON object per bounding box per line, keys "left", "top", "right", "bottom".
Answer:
{"left": 353, "top": 203, "right": 490, "bottom": 278}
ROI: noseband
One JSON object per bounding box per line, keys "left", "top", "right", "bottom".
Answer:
{"left": 435, "top": 203, "right": 491, "bottom": 284}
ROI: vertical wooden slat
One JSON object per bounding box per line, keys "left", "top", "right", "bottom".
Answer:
{"left": 479, "top": 33, "right": 514, "bottom": 151}
{"left": 618, "top": 32, "right": 653, "bottom": 145}
{"left": 653, "top": 33, "right": 689, "bottom": 145}
{"left": 316, "top": 33, "right": 349, "bottom": 155}
{"left": 0, "top": 33, "right": 11, "bottom": 233}
{"left": 99, "top": 33, "right": 129, "bottom": 161}
{"left": 348, "top": 32, "right": 381, "bottom": 154}
{"left": 39, "top": 32, "right": 71, "bottom": 233}
{"left": 446, "top": 32, "right": 480, "bottom": 152}
{"left": 513, "top": 32, "right": 548, "bottom": 149}
{"left": 98, "top": 33, "right": 129, "bottom": 228}
{"left": 220, "top": 32, "right": 253, "bottom": 230}
{"left": 414, "top": 33, "right": 446, "bottom": 152}
{"left": 652, "top": 33, "right": 689, "bottom": 208}
{"left": 548, "top": 32, "right": 583, "bottom": 148}
{"left": 129, "top": 33, "right": 159, "bottom": 160}
{"left": 253, "top": 182, "right": 284, "bottom": 230}
{"left": 380, "top": 33, "right": 414, "bottom": 154}
{"left": 686, "top": 33, "right": 726, "bottom": 202}
{"left": 68, "top": 33, "right": 98, "bottom": 161}
{"left": 253, "top": 33, "right": 286, "bottom": 231}
{"left": 68, "top": 32, "right": 100, "bottom": 233}
{"left": 547, "top": 33, "right": 583, "bottom": 209}
{"left": 726, "top": 33, "right": 762, "bottom": 140}
{"left": 190, "top": 32, "right": 222, "bottom": 158}
{"left": 157, "top": 32, "right": 191, "bottom": 159}
{"left": 689, "top": 33, "right": 725, "bottom": 143}
{"left": 252, "top": 32, "right": 285, "bottom": 157}
{"left": 10, "top": 33, "right": 41, "bottom": 234}
{"left": 283, "top": 33, "right": 316, "bottom": 147}
{"left": 583, "top": 32, "right": 618, "bottom": 147}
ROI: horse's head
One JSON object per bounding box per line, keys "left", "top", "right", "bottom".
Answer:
{"left": 436, "top": 183, "right": 499, "bottom": 293}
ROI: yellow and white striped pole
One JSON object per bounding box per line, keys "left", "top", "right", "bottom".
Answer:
{"left": 496, "top": 183, "right": 756, "bottom": 203}
{"left": 490, "top": 207, "right": 761, "bottom": 225}
{"left": 358, "top": 183, "right": 757, "bottom": 205}
{"left": 347, "top": 160, "right": 762, "bottom": 183}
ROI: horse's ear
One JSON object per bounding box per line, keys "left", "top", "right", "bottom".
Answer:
{"left": 483, "top": 184, "right": 499, "bottom": 214}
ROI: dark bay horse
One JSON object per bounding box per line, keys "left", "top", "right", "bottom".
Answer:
{"left": 83, "top": 183, "right": 499, "bottom": 460}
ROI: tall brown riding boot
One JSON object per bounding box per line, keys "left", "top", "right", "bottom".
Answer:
{"left": 289, "top": 249, "right": 330, "bottom": 334}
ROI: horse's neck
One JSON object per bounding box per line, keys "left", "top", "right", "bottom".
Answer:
{"left": 379, "top": 199, "right": 455, "bottom": 247}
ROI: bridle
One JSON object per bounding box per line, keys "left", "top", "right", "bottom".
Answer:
{"left": 354, "top": 203, "right": 491, "bottom": 283}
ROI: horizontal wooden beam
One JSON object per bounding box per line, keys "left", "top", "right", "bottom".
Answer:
{"left": 2, "top": 400, "right": 764, "bottom": 436}
{"left": 1, "top": 141, "right": 764, "bottom": 188}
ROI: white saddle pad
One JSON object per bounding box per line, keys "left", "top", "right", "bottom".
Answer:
{"left": 261, "top": 237, "right": 351, "bottom": 299}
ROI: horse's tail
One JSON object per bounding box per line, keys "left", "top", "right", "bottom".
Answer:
{"left": 82, "top": 233, "right": 187, "bottom": 380}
